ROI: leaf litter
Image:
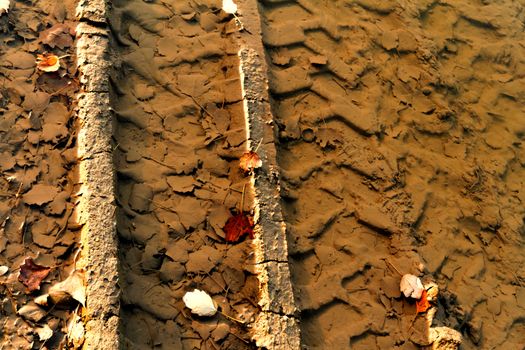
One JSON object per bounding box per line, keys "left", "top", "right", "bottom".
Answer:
{"left": 0, "top": 0, "right": 83, "bottom": 347}
{"left": 18, "top": 257, "right": 51, "bottom": 292}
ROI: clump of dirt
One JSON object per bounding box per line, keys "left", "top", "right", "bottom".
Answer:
{"left": 0, "top": 0, "right": 82, "bottom": 348}
{"left": 110, "top": 0, "right": 259, "bottom": 348}
{"left": 260, "top": 0, "right": 525, "bottom": 348}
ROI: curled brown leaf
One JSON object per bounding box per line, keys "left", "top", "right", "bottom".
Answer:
{"left": 239, "top": 151, "right": 262, "bottom": 173}
{"left": 18, "top": 258, "right": 51, "bottom": 292}
{"left": 223, "top": 212, "right": 254, "bottom": 243}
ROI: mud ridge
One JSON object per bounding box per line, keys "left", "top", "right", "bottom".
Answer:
{"left": 259, "top": 0, "right": 525, "bottom": 349}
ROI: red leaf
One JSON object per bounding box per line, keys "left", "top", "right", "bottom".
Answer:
{"left": 18, "top": 258, "right": 51, "bottom": 292}
{"left": 223, "top": 212, "right": 254, "bottom": 243}
{"left": 416, "top": 289, "right": 431, "bottom": 314}
{"left": 239, "top": 151, "right": 262, "bottom": 173}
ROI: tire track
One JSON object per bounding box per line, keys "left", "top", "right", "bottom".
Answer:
{"left": 110, "top": 1, "right": 259, "bottom": 348}
{"left": 260, "top": 0, "right": 525, "bottom": 348}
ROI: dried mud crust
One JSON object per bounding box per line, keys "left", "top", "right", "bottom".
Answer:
{"left": 0, "top": 0, "right": 82, "bottom": 349}
{"left": 260, "top": 0, "right": 525, "bottom": 349}
{"left": 110, "top": 0, "right": 259, "bottom": 349}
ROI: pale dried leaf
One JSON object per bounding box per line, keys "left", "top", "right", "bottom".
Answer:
{"left": 239, "top": 151, "right": 262, "bottom": 173}
{"left": 183, "top": 289, "right": 217, "bottom": 316}
{"left": 49, "top": 270, "right": 85, "bottom": 306}
{"left": 67, "top": 314, "right": 85, "bottom": 349}
{"left": 36, "top": 325, "right": 53, "bottom": 341}
{"left": 18, "top": 303, "right": 46, "bottom": 322}
{"left": 0, "top": 265, "right": 8, "bottom": 276}
{"left": 34, "top": 294, "right": 50, "bottom": 307}
{"left": 0, "top": 0, "right": 9, "bottom": 14}
{"left": 400, "top": 274, "right": 424, "bottom": 299}
{"left": 222, "top": 0, "right": 237, "bottom": 14}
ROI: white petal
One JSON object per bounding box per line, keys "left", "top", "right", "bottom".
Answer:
{"left": 183, "top": 289, "right": 217, "bottom": 316}
{"left": 222, "top": 0, "right": 237, "bottom": 14}
{"left": 400, "top": 274, "right": 424, "bottom": 299}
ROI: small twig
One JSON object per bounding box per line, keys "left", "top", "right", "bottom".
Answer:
{"left": 239, "top": 184, "right": 246, "bottom": 213}
{"left": 383, "top": 258, "right": 403, "bottom": 276}
{"left": 253, "top": 139, "right": 263, "bottom": 152}
{"left": 229, "top": 331, "right": 250, "bottom": 344}
{"left": 135, "top": 194, "right": 179, "bottom": 216}
{"left": 13, "top": 181, "right": 23, "bottom": 207}
{"left": 219, "top": 310, "right": 245, "bottom": 325}
{"left": 143, "top": 156, "right": 179, "bottom": 172}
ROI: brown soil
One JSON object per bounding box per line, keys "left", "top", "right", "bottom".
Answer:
{"left": 260, "top": 0, "right": 525, "bottom": 349}
{"left": 0, "top": 0, "right": 81, "bottom": 348}
{"left": 2, "top": 0, "right": 525, "bottom": 349}
{"left": 110, "top": 0, "right": 259, "bottom": 348}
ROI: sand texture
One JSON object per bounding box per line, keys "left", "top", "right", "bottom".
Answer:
{"left": 260, "top": 0, "right": 525, "bottom": 348}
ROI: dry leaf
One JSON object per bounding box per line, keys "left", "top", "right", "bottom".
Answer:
{"left": 39, "top": 23, "right": 75, "bottom": 49}
{"left": 67, "top": 314, "right": 85, "bottom": 349}
{"left": 223, "top": 212, "right": 254, "bottom": 243}
{"left": 183, "top": 289, "right": 217, "bottom": 316}
{"left": 36, "top": 53, "right": 61, "bottom": 72}
{"left": 0, "top": 0, "right": 9, "bottom": 14}
{"left": 18, "top": 302, "right": 46, "bottom": 322}
{"left": 416, "top": 289, "right": 431, "bottom": 313}
{"left": 400, "top": 274, "right": 424, "bottom": 299}
{"left": 239, "top": 151, "right": 262, "bottom": 173}
{"left": 222, "top": 0, "right": 237, "bottom": 14}
{"left": 18, "top": 258, "right": 51, "bottom": 292}
{"left": 49, "top": 270, "right": 85, "bottom": 306}
{"left": 36, "top": 325, "right": 53, "bottom": 341}
{"left": 34, "top": 294, "right": 50, "bottom": 307}
{"left": 0, "top": 265, "right": 8, "bottom": 276}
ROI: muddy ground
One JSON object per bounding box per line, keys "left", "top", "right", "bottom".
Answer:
{"left": 1, "top": 0, "right": 525, "bottom": 349}
{"left": 0, "top": 0, "right": 82, "bottom": 349}
{"left": 110, "top": 0, "right": 259, "bottom": 348}
{"left": 260, "top": 0, "right": 525, "bottom": 349}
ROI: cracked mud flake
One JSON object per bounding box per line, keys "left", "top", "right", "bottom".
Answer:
{"left": 0, "top": 0, "right": 81, "bottom": 347}
{"left": 112, "top": 1, "right": 258, "bottom": 348}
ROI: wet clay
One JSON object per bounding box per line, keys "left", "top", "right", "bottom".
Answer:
{"left": 260, "top": 0, "right": 525, "bottom": 349}
{"left": 0, "top": 0, "right": 81, "bottom": 348}
{"left": 110, "top": 0, "right": 259, "bottom": 349}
